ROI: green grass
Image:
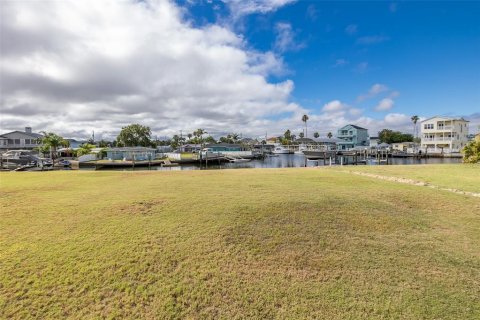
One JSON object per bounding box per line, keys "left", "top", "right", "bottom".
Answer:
{"left": 1, "top": 165, "right": 479, "bottom": 319}
{"left": 331, "top": 164, "right": 480, "bottom": 193}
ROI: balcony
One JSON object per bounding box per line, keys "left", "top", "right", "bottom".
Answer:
{"left": 0, "top": 142, "right": 40, "bottom": 149}
{"left": 437, "top": 126, "right": 453, "bottom": 131}
{"left": 422, "top": 137, "right": 452, "bottom": 142}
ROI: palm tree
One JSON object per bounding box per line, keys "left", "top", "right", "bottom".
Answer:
{"left": 327, "top": 132, "right": 333, "bottom": 139}
{"left": 411, "top": 115, "right": 419, "bottom": 139}
{"left": 411, "top": 115, "right": 420, "bottom": 152}
{"left": 302, "top": 114, "right": 309, "bottom": 138}
{"left": 38, "top": 132, "right": 66, "bottom": 161}
{"left": 76, "top": 143, "right": 96, "bottom": 157}
{"left": 187, "top": 133, "right": 192, "bottom": 141}
{"left": 313, "top": 132, "right": 319, "bottom": 138}
{"left": 231, "top": 133, "right": 240, "bottom": 143}
{"left": 194, "top": 129, "right": 207, "bottom": 145}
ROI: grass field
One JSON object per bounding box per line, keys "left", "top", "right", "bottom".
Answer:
{"left": 1, "top": 165, "right": 479, "bottom": 319}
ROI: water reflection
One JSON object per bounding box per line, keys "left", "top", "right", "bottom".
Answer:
{"left": 153, "top": 154, "right": 462, "bottom": 171}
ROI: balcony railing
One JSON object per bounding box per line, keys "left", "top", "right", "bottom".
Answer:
{"left": 422, "top": 137, "right": 453, "bottom": 141}
{"left": 0, "top": 143, "right": 40, "bottom": 148}
{"left": 437, "top": 126, "right": 453, "bottom": 130}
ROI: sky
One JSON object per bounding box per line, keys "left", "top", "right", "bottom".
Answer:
{"left": 1, "top": 0, "right": 479, "bottom": 140}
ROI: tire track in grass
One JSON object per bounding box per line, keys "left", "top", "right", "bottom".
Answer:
{"left": 338, "top": 170, "right": 480, "bottom": 198}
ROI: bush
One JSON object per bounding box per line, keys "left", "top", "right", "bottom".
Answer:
{"left": 462, "top": 135, "right": 480, "bottom": 163}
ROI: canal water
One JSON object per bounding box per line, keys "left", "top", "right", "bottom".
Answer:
{"left": 91, "top": 154, "right": 462, "bottom": 171}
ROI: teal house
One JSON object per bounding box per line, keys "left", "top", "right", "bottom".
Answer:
{"left": 105, "top": 147, "right": 156, "bottom": 161}
{"left": 205, "top": 143, "right": 243, "bottom": 152}
{"left": 336, "top": 125, "right": 369, "bottom": 150}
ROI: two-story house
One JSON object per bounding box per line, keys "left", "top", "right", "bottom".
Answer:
{"left": 0, "top": 127, "right": 43, "bottom": 151}
{"left": 336, "top": 124, "right": 369, "bottom": 150}
{"left": 420, "top": 116, "right": 469, "bottom": 152}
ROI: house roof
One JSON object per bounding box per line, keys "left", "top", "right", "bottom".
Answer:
{"left": 339, "top": 124, "right": 368, "bottom": 130}
{"left": 349, "top": 124, "right": 368, "bottom": 130}
{"left": 315, "top": 138, "right": 345, "bottom": 143}
{"left": 295, "top": 138, "right": 315, "bottom": 143}
{"left": 105, "top": 147, "right": 156, "bottom": 152}
{"left": 0, "top": 130, "right": 43, "bottom": 139}
{"left": 206, "top": 143, "right": 242, "bottom": 148}
{"left": 420, "top": 116, "right": 469, "bottom": 123}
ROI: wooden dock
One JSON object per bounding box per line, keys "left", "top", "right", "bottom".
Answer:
{"left": 303, "top": 150, "right": 392, "bottom": 165}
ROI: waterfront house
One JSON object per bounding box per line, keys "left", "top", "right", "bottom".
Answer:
{"left": 295, "top": 138, "right": 315, "bottom": 144}
{"left": 0, "top": 127, "right": 43, "bottom": 151}
{"left": 336, "top": 125, "right": 369, "bottom": 150}
{"left": 105, "top": 147, "right": 156, "bottom": 161}
{"left": 420, "top": 116, "right": 469, "bottom": 153}
{"left": 205, "top": 143, "right": 243, "bottom": 152}
{"left": 313, "top": 138, "right": 343, "bottom": 150}
{"left": 65, "top": 139, "right": 86, "bottom": 149}
{"left": 369, "top": 136, "right": 380, "bottom": 147}
{"left": 392, "top": 142, "right": 416, "bottom": 152}
{"left": 266, "top": 137, "right": 278, "bottom": 144}
{"left": 178, "top": 144, "right": 202, "bottom": 153}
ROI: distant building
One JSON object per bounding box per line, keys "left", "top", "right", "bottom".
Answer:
{"left": 420, "top": 116, "right": 469, "bottom": 152}
{"left": 266, "top": 137, "right": 278, "bottom": 144}
{"left": 391, "top": 142, "right": 416, "bottom": 152}
{"left": 0, "top": 127, "right": 43, "bottom": 151}
{"left": 178, "top": 144, "right": 202, "bottom": 153}
{"left": 336, "top": 125, "right": 369, "bottom": 150}
{"left": 205, "top": 143, "right": 243, "bottom": 152}
{"left": 105, "top": 147, "right": 156, "bottom": 161}
{"left": 467, "top": 133, "right": 477, "bottom": 142}
{"left": 65, "top": 139, "right": 87, "bottom": 149}
{"left": 369, "top": 136, "right": 380, "bottom": 147}
{"left": 312, "top": 138, "right": 343, "bottom": 151}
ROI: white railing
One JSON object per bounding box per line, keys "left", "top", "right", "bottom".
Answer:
{"left": 422, "top": 137, "right": 452, "bottom": 141}
{"left": 437, "top": 126, "right": 452, "bottom": 130}
{"left": 0, "top": 143, "right": 39, "bottom": 148}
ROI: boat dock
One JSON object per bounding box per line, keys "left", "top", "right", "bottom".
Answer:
{"left": 303, "top": 149, "right": 393, "bottom": 165}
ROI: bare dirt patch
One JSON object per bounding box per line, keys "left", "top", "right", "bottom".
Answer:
{"left": 117, "top": 199, "right": 165, "bottom": 215}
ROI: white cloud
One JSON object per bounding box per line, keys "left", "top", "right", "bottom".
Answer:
{"left": 357, "top": 83, "right": 389, "bottom": 101}
{"left": 345, "top": 24, "right": 358, "bottom": 35}
{"left": 274, "top": 22, "right": 305, "bottom": 53}
{"left": 355, "top": 62, "right": 369, "bottom": 73}
{"left": 0, "top": 0, "right": 303, "bottom": 139}
{"left": 222, "top": 0, "right": 296, "bottom": 20}
{"left": 333, "top": 59, "right": 348, "bottom": 67}
{"left": 388, "top": 90, "right": 400, "bottom": 98}
{"left": 349, "top": 108, "right": 363, "bottom": 116}
{"left": 322, "top": 100, "right": 348, "bottom": 112}
{"left": 375, "top": 98, "right": 395, "bottom": 111}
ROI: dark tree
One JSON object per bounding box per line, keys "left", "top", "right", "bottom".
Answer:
{"left": 116, "top": 124, "right": 153, "bottom": 147}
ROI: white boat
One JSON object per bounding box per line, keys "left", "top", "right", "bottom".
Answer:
{"left": 294, "top": 144, "right": 308, "bottom": 154}
{"left": 272, "top": 146, "right": 292, "bottom": 154}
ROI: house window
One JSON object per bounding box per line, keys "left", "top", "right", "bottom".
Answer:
{"left": 25, "top": 139, "right": 30, "bottom": 144}
{"left": 14, "top": 139, "right": 20, "bottom": 145}
{"left": 424, "top": 124, "right": 434, "bottom": 130}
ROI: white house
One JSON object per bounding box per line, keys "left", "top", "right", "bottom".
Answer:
{"left": 420, "top": 116, "right": 469, "bottom": 152}
{"left": 0, "top": 127, "right": 43, "bottom": 151}
{"left": 369, "top": 136, "right": 380, "bottom": 147}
